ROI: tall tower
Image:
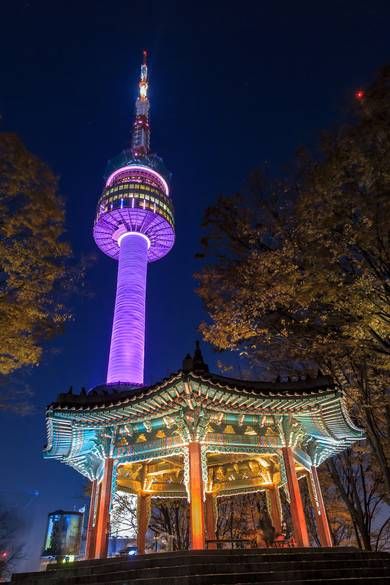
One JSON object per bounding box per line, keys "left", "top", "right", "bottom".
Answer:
{"left": 94, "top": 52, "right": 175, "bottom": 387}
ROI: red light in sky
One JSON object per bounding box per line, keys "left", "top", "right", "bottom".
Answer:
{"left": 355, "top": 89, "right": 365, "bottom": 100}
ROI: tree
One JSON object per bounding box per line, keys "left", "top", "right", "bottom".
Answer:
{"left": 0, "top": 501, "right": 24, "bottom": 581}
{"left": 216, "top": 495, "right": 255, "bottom": 542}
{"left": 0, "top": 133, "right": 73, "bottom": 382}
{"left": 326, "top": 445, "right": 389, "bottom": 551}
{"left": 110, "top": 492, "right": 137, "bottom": 538}
{"left": 110, "top": 494, "right": 190, "bottom": 551}
{"left": 216, "top": 492, "right": 274, "bottom": 546}
{"left": 196, "top": 67, "right": 390, "bottom": 548}
{"left": 149, "top": 499, "right": 189, "bottom": 551}
{"left": 317, "top": 467, "right": 355, "bottom": 547}
{"left": 196, "top": 67, "right": 390, "bottom": 499}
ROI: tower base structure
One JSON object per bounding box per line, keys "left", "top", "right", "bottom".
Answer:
{"left": 107, "top": 232, "right": 149, "bottom": 386}
{"left": 44, "top": 349, "right": 363, "bottom": 556}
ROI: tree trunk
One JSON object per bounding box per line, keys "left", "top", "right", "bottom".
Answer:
{"left": 327, "top": 458, "right": 372, "bottom": 551}
{"left": 364, "top": 408, "right": 390, "bottom": 502}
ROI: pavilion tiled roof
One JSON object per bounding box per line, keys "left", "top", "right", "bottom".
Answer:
{"left": 48, "top": 369, "right": 335, "bottom": 412}
{"left": 44, "top": 360, "right": 363, "bottom": 478}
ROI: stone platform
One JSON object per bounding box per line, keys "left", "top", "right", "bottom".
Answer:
{"left": 11, "top": 547, "right": 390, "bottom": 585}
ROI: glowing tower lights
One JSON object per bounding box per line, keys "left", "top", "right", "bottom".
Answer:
{"left": 93, "top": 51, "right": 175, "bottom": 386}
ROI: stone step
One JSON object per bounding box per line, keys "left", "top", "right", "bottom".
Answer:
{"left": 13, "top": 553, "right": 390, "bottom": 583}
{"left": 13, "top": 562, "right": 390, "bottom": 585}
{"left": 45, "top": 547, "right": 361, "bottom": 571}
{"left": 234, "top": 580, "right": 390, "bottom": 585}
{"left": 22, "top": 558, "right": 390, "bottom": 585}
{"left": 85, "top": 567, "right": 390, "bottom": 585}
{"left": 11, "top": 549, "right": 390, "bottom": 585}
{"left": 39, "top": 550, "right": 390, "bottom": 577}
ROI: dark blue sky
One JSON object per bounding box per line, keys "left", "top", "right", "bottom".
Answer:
{"left": 1, "top": 0, "right": 389, "bottom": 572}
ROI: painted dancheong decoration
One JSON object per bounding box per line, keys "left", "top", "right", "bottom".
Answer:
{"left": 44, "top": 55, "right": 363, "bottom": 559}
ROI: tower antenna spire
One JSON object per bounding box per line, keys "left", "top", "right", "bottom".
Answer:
{"left": 131, "top": 49, "right": 150, "bottom": 156}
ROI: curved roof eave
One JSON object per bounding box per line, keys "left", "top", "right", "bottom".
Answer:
{"left": 47, "top": 369, "right": 337, "bottom": 415}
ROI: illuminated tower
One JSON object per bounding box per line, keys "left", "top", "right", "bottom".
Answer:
{"left": 93, "top": 51, "right": 175, "bottom": 387}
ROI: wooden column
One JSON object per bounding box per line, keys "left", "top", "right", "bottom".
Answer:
{"left": 268, "top": 486, "right": 282, "bottom": 535}
{"left": 311, "top": 466, "right": 333, "bottom": 547}
{"left": 188, "top": 442, "right": 205, "bottom": 550}
{"left": 94, "top": 458, "right": 113, "bottom": 559}
{"left": 282, "top": 447, "right": 309, "bottom": 547}
{"left": 85, "top": 479, "right": 98, "bottom": 559}
{"left": 205, "top": 492, "right": 216, "bottom": 548}
{"left": 136, "top": 494, "right": 151, "bottom": 554}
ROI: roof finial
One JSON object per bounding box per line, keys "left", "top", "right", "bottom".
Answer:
{"left": 192, "top": 341, "right": 209, "bottom": 373}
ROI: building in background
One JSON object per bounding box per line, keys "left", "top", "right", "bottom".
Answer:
{"left": 41, "top": 510, "right": 83, "bottom": 565}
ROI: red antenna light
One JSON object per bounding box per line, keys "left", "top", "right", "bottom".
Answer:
{"left": 355, "top": 89, "right": 365, "bottom": 101}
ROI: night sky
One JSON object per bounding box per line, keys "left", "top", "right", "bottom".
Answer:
{"left": 1, "top": 0, "right": 389, "bottom": 572}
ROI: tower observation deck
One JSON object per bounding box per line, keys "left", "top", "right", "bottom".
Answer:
{"left": 93, "top": 51, "right": 175, "bottom": 387}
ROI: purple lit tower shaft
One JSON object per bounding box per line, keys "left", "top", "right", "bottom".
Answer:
{"left": 93, "top": 51, "right": 175, "bottom": 388}
{"left": 107, "top": 233, "right": 148, "bottom": 385}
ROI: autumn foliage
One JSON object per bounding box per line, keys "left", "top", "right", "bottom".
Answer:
{"left": 0, "top": 133, "right": 73, "bottom": 376}
{"left": 196, "top": 67, "right": 390, "bottom": 547}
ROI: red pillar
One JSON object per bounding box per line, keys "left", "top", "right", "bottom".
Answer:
{"left": 94, "top": 458, "right": 113, "bottom": 559}
{"left": 188, "top": 442, "right": 205, "bottom": 550}
{"left": 137, "top": 494, "right": 151, "bottom": 554}
{"left": 85, "top": 479, "right": 98, "bottom": 559}
{"left": 282, "top": 447, "right": 309, "bottom": 547}
{"left": 205, "top": 493, "right": 216, "bottom": 548}
{"left": 268, "top": 487, "right": 282, "bottom": 535}
{"left": 311, "top": 466, "right": 333, "bottom": 547}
